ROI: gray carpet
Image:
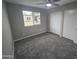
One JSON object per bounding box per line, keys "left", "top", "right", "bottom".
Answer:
{"left": 14, "top": 32, "right": 77, "bottom": 59}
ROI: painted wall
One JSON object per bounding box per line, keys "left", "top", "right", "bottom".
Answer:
{"left": 6, "top": 3, "right": 48, "bottom": 41}
{"left": 49, "top": 11, "right": 62, "bottom": 35}
{"left": 49, "top": 1, "right": 77, "bottom": 43}
{"left": 2, "top": 1, "right": 14, "bottom": 59}
{"left": 63, "top": 9, "right": 77, "bottom": 43}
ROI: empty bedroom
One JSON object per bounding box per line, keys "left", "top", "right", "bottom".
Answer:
{"left": 2, "top": 0, "right": 77, "bottom": 59}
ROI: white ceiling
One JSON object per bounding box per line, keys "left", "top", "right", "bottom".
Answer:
{"left": 4, "top": 0, "right": 76, "bottom": 9}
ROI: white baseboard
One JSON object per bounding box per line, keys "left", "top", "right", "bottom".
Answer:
{"left": 49, "top": 32, "right": 77, "bottom": 44}
{"left": 2, "top": 55, "right": 14, "bottom": 59}
{"left": 14, "top": 31, "right": 47, "bottom": 42}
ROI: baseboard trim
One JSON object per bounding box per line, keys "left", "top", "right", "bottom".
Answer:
{"left": 2, "top": 55, "right": 14, "bottom": 59}
{"left": 14, "top": 31, "right": 47, "bottom": 42}
{"left": 48, "top": 32, "right": 60, "bottom": 37}
{"left": 62, "top": 36, "right": 77, "bottom": 44}
{"left": 48, "top": 32, "right": 77, "bottom": 44}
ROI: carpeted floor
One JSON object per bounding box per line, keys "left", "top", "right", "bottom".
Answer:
{"left": 14, "top": 32, "right": 77, "bottom": 59}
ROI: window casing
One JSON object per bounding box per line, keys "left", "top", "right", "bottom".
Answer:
{"left": 22, "top": 11, "right": 41, "bottom": 27}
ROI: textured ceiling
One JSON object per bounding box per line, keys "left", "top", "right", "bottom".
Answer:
{"left": 4, "top": 0, "right": 76, "bottom": 9}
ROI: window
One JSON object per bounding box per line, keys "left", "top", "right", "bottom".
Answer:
{"left": 22, "top": 10, "right": 41, "bottom": 27}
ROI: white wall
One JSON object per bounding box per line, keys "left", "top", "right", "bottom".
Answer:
{"left": 2, "top": 1, "right": 14, "bottom": 59}
{"left": 63, "top": 9, "right": 77, "bottom": 43}
{"left": 49, "top": 11, "right": 62, "bottom": 35}
{"left": 49, "top": 2, "right": 77, "bottom": 43}
{"left": 6, "top": 3, "right": 48, "bottom": 41}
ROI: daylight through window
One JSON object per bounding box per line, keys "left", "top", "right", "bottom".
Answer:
{"left": 22, "top": 10, "right": 41, "bottom": 27}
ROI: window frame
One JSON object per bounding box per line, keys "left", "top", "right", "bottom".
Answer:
{"left": 22, "top": 10, "right": 41, "bottom": 27}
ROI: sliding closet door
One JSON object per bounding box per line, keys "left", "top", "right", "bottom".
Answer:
{"left": 49, "top": 11, "right": 62, "bottom": 35}
{"left": 63, "top": 9, "right": 77, "bottom": 43}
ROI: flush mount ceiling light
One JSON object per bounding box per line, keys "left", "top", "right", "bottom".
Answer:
{"left": 46, "top": 3, "right": 52, "bottom": 7}
{"left": 36, "top": 0, "right": 60, "bottom": 8}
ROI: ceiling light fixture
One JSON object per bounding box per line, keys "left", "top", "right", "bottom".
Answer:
{"left": 46, "top": 3, "right": 52, "bottom": 7}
